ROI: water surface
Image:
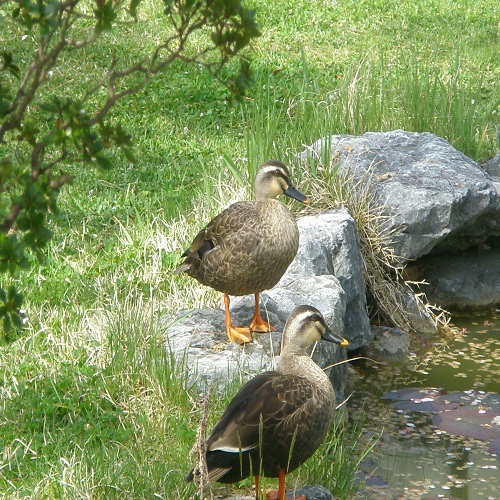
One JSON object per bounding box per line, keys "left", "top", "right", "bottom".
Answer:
{"left": 351, "top": 311, "right": 500, "bottom": 499}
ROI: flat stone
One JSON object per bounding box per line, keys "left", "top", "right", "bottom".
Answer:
{"left": 163, "top": 308, "right": 279, "bottom": 392}
{"left": 361, "top": 326, "right": 411, "bottom": 360}
{"left": 224, "top": 484, "right": 334, "bottom": 499}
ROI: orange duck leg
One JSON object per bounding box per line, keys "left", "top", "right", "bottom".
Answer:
{"left": 224, "top": 294, "right": 253, "bottom": 344}
{"left": 224, "top": 293, "right": 276, "bottom": 344}
{"left": 264, "top": 469, "right": 306, "bottom": 500}
{"left": 249, "top": 292, "right": 276, "bottom": 333}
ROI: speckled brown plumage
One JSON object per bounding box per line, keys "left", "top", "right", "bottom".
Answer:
{"left": 180, "top": 198, "right": 300, "bottom": 296}
{"left": 175, "top": 161, "right": 309, "bottom": 343}
{"left": 186, "top": 305, "right": 349, "bottom": 499}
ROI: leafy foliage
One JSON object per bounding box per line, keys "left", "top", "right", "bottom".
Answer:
{"left": 0, "top": 0, "right": 260, "bottom": 337}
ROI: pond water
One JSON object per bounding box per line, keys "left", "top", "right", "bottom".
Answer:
{"left": 350, "top": 311, "right": 500, "bottom": 499}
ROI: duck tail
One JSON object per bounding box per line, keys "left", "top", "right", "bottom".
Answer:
{"left": 174, "top": 262, "right": 190, "bottom": 274}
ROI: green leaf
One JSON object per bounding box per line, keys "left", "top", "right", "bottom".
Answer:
{"left": 94, "top": 0, "right": 118, "bottom": 33}
{"left": 1, "top": 51, "right": 20, "bottom": 78}
{"left": 0, "top": 157, "right": 13, "bottom": 183}
{"left": 130, "top": 0, "right": 142, "bottom": 19}
{"left": 3, "top": 314, "right": 11, "bottom": 332}
{"left": 96, "top": 154, "right": 112, "bottom": 170}
{"left": 11, "top": 312, "right": 23, "bottom": 329}
{"left": 122, "top": 147, "right": 136, "bottom": 163}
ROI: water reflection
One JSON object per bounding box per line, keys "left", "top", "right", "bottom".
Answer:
{"left": 351, "top": 311, "right": 500, "bottom": 499}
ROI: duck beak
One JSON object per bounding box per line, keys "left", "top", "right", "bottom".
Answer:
{"left": 323, "top": 328, "right": 349, "bottom": 347}
{"left": 284, "top": 184, "right": 310, "bottom": 204}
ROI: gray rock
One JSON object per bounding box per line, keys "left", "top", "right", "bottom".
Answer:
{"left": 163, "top": 308, "right": 280, "bottom": 392}
{"left": 301, "top": 130, "right": 499, "bottom": 261}
{"left": 293, "top": 484, "right": 335, "bottom": 500}
{"left": 483, "top": 152, "right": 500, "bottom": 178}
{"left": 400, "top": 289, "right": 438, "bottom": 335}
{"left": 224, "top": 484, "right": 334, "bottom": 500}
{"left": 361, "top": 326, "right": 411, "bottom": 360}
{"left": 301, "top": 130, "right": 500, "bottom": 313}
{"left": 163, "top": 277, "right": 348, "bottom": 401}
{"left": 288, "top": 209, "right": 372, "bottom": 350}
{"left": 418, "top": 248, "right": 500, "bottom": 309}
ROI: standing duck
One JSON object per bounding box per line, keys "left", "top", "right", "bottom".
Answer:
{"left": 175, "top": 160, "right": 309, "bottom": 344}
{"left": 186, "top": 305, "right": 349, "bottom": 500}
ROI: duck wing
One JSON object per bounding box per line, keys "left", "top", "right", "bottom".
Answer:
{"left": 207, "top": 371, "right": 314, "bottom": 454}
{"left": 179, "top": 201, "right": 259, "bottom": 265}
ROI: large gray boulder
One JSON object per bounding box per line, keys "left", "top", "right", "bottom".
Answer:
{"left": 302, "top": 130, "right": 500, "bottom": 310}
{"left": 302, "top": 130, "right": 499, "bottom": 261}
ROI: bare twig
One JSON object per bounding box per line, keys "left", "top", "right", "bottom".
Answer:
{"left": 189, "top": 388, "right": 214, "bottom": 500}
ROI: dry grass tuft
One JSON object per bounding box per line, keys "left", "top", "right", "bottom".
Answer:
{"left": 299, "top": 154, "right": 452, "bottom": 335}
{"left": 413, "top": 291, "right": 453, "bottom": 335}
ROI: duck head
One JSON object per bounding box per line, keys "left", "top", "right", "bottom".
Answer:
{"left": 254, "top": 160, "right": 310, "bottom": 203}
{"left": 281, "top": 305, "right": 349, "bottom": 354}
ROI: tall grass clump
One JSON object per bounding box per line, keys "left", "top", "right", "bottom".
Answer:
{"left": 309, "top": 164, "right": 415, "bottom": 328}
{"left": 0, "top": 287, "right": 198, "bottom": 498}
{"left": 305, "top": 160, "right": 452, "bottom": 333}
{"left": 297, "top": 412, "right": 378, "bottom": 498}
{"left": 240, "top": 50, "right": 497, "bottom": 170}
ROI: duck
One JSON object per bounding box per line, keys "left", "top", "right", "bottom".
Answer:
{"left": 186, "top": 305, "right": 349, "bottom": 500}
{"left": 175, "top": 160, "right": 309, "bottom": 344}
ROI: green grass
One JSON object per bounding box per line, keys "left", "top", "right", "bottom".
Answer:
{"left": 1, "top": 0, "right": 499, "bottom": 497}
{"left": 0, "top": 291, "right": 194, "bottom": 497}
{"left": 0, "top": 287, "right": 374, "bottom": 498}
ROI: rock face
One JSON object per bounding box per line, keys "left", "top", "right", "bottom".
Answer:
{"left": 164, "top": 275, "right": 349, "bottom": 403}
{"left": 302, "top": 130, "right": 500, "bottom": 310}
{"left": 303, "top": 130, "right": 499, "bottom": 261}
{"left": 418, "top": 248, "right": 500, "bottom": 309}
